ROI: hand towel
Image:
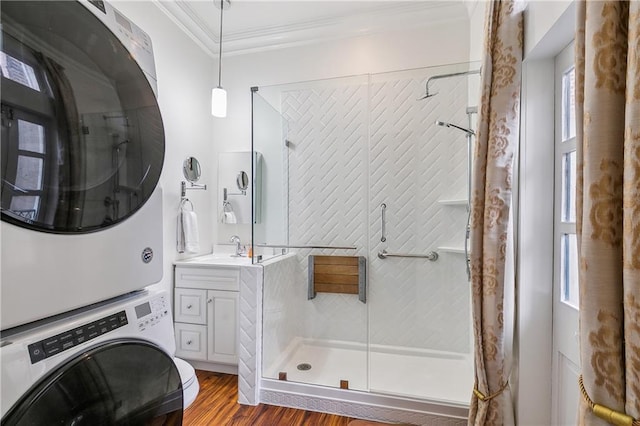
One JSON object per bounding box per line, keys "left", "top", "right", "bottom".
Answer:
{"left": 221, "top": 201, "right": 237, "bottom": 224}
{"left": 182, "top": 210, "right": 200, "bottom": 253}
{"left": 223, "top": 211, "right": 237, "bottom": 224}
{"left": 177, "top": 212, "right": 185, "bottom": 253}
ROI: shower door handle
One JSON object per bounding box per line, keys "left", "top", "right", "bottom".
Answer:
{"left": 380, "top": 203, "right": 387, "bottom": 242}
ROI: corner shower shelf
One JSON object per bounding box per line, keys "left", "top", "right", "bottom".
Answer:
{"left": 437, "top": 199, "right": 468, "bottom": 206}
{"left": 437, "top": 246, "right": 466, "bottom": 254}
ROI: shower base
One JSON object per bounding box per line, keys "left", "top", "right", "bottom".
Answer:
{"left": 261, "top": 339, "right": 470, "bottom": 425}
{"left": 264, "top": 338, "right": 473, "bottom": 404}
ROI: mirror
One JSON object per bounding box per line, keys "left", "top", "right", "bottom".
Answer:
{"left": 183, "top": 157, "right": 201, "bottom": 182}
{"left": 217, "top": 152, "right": 262, "bottom": 226}
{"left": 236, "top": 171, "right": 249, "bottom": 191}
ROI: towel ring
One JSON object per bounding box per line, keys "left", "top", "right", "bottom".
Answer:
{"left": 180, "top": 198, "right": 194, "bottom": 211}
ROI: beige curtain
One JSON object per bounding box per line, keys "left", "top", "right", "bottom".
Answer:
{"left": 468, "top": 1, "right": 523, "bottom": 425}
{"left": 575, "top": 1, "right": 640, "bottom": 425}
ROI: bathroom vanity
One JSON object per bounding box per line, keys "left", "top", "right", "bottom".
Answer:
{"left": 173, "top": 254, "right": 260, "bottom": 375}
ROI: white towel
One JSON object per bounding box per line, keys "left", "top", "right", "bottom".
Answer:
{"left": 177, "top": 202, "right": 199, "bottom": 254}
{"left": 223, "top": 211, "right": 237, "bottom": 224}
{"left": 182, "top": 210, "right": 200, "bottom": 253}
{"left": 221, "top": 201, "right": 237, "bottom": 224}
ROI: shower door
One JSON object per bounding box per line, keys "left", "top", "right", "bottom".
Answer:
{"left": 254, "top": 79, "right": 371, "bottom": 392}
{"left": 254, "top": 64, "right": 478, "bottom": 402}
{"left": 367, "top": 66, "right": 475, "bottom": 403}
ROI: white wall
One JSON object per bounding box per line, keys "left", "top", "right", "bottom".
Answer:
{"left": 112, "top": 1, "right": 216, "bottom": 296}
{"left": 524, "top": 0, "right": 573, "bottom": 59}
{"left": 214, "top": 19, "right": 472, "bottom": 245}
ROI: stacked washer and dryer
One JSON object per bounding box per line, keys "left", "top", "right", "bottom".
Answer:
{"left": 0, "top": 1, "right": 198, "bottom": 423}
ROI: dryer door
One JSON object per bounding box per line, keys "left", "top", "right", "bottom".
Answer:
{"left": 0, "top": 1, "right": 164, "bottom": 234}
{"left": 1, "top": 339, "right": 183, "bottom": 426}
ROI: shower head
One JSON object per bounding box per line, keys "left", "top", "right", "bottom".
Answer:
{"left": 417, "top": 92, "right": 438, "bottom": 101}
{"left": 436, "top": 120, "right": 475, "bottom": 136}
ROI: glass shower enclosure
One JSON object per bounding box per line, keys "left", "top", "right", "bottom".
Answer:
{"left": 251, "top": 62, "right": 480, "bottom": 405}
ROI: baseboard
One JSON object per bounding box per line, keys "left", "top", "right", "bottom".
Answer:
{"left": 260, "top": 378, "right": 467, "bottom": 425}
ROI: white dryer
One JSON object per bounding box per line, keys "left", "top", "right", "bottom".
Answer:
{"left": 0, "top": 289, "right": 185, "bottom": 424}
{"left": 1, "top": 0, "right": 165, "bottom": 330}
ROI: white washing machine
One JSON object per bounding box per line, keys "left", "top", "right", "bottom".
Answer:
{"left": 0, "top": 289, "right": 190, "bottom": 424}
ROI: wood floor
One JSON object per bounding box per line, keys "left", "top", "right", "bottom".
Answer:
{"left": 183, "top": 370, "right": 357, "bottom": 425}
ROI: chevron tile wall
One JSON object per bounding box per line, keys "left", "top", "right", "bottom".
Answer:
{"left": 367, "top": 72, "right": 471, "bottom": 353}
{"left": 268, "top": 68, "right": 474, "bottom": 361}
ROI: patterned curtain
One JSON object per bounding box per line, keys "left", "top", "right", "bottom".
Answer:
{"left": 468, "top": 1, "right": 523, "bottom": 425}
{"left": 575, "top": 1, "right": 640, "bottom": 424}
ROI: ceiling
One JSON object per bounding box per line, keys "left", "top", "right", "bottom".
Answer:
{"left": 155, "top": 0, "right": 474, "bottom": 57}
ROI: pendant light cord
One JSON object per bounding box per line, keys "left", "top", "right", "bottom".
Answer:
{"left": 217, "top": 0, "right": 224, "bottom": 88}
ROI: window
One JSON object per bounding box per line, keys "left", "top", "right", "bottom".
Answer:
{"left": 0, "top": 51, "right": 41, "bottom": 91}
{"left": 2, "top": 114, "right": 48, "bottom": 222}
{"left": 556, "top": 65, "right": 578, "bottom": 309}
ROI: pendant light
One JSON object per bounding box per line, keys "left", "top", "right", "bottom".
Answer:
{"left": 211, "top": 0, "right": 227, "bottom": 117}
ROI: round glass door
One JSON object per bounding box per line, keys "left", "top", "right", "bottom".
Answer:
{"left": 0, "top": 1, "right": 164, "bottom": 234}
{"left": 2, "top": 340, "right": 182, "bottom": 425}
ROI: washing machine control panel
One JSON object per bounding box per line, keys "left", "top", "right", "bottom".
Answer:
{"left": 27, "top": 311, "right": 128, "bottom": 364}
{"left": 135, "top": 294, "right": 169, "bottom": 331}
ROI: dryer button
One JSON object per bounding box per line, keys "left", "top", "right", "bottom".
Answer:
{"left": 28, "top": 342, "right": 46, "bottom": 364}
{"left": 44, "top": 344, "right": 62, "bottom": 357}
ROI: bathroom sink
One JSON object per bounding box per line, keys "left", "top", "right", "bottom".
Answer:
{"left": 177, "top": 253, "right": 253, "bottom": 266}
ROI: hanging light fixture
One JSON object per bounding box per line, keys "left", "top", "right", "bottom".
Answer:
{"left": 211, "top": 0, "right": 228, "bottom": 117}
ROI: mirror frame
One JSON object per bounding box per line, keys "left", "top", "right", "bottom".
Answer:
{"left": 236, "top": 171, "right": 249, "bottom": 191}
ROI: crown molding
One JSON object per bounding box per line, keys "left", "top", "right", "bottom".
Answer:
{"left": 152, "top": 0, "right": 217, "bottom": 56}
{"left": 153, "top": 1, "right": 468, "bottom": 57}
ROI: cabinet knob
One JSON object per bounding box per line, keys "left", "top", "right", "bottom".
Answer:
{"left": 207, "top": 298, "right": 213, "bottom": 303}
{"left": 186, "top": 340, "right": 192, "bottom": 345}
{"left": 186, "top": 304, "right": 192, "bottom": 309}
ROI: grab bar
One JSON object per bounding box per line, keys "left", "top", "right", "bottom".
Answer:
{"left": 255, "top": 244, "right": 357, "bottom": 250}
{"left": 380, "top": 203, "right": 387, "bottom": 242}
{"left": 377, "top": 249, "right": 438, "bottom": 261}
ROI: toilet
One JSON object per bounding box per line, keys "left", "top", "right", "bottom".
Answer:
{"left": 174, "top": 357, "right": 200, "bottom": 409}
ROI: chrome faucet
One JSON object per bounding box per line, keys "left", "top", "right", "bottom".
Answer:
{"left": 230, "top": 235, "right": 243, "bottom": 256}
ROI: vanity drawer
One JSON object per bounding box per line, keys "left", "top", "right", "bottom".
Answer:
{"left": 175, "top": 266, "right": 240, "bottom": 291}
{"left": 174, "top": 288, "right": 207, "bottom": 324}
{"left": 174, "top": 323, "right": 207, "bottom": 361}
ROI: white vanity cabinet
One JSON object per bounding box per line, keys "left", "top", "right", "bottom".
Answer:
{"left": 173, "top": 262, "right": 240, "bottom": 371}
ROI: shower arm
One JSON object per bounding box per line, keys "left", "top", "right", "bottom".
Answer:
{"left": 419, "top": 68, "right": 481, "bottom": 100}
